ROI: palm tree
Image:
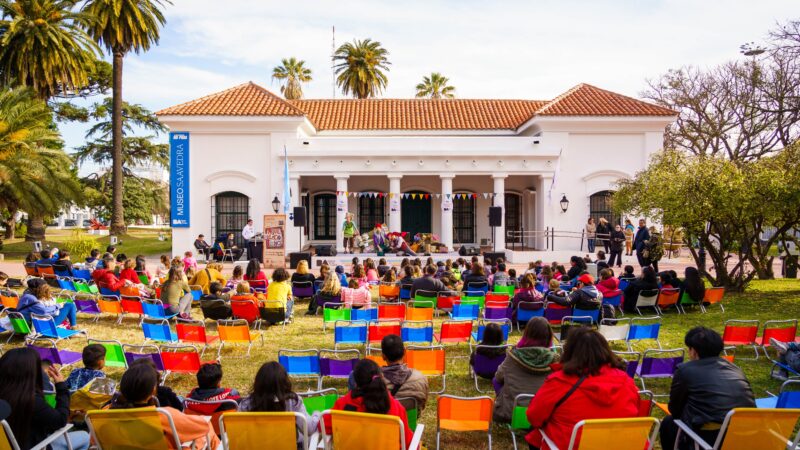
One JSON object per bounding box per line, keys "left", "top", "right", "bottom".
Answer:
{"left": 0, "top": 88, "right": 82, "bottom": 240}
{"left": 333, "top": 38, "right": 390, "bottom": 99}
{"left": 82, "top": 0, "right": 170, "bottom": 235}
{"left": 415, "top": 72, "right": 456, "bottom": 99}
{"left": 0, "top": 0, "right": 99, "bottom": 100}
{"left": 272, "top": 57, "right": 312, "bottom": 100}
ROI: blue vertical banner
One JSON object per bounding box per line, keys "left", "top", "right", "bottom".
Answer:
{"left": 170, "top": 132, "right": 190, "bottom": 227}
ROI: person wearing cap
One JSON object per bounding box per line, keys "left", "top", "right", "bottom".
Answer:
{"left": 568, "top": 273, "right": 603, "bottom": 310}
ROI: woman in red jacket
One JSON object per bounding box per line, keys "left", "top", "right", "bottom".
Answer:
{"left": 525, "top": 327, "right": 640, "bottom": 450}
{"left": 325, "top": 359, "right": 413, "bottom": 448}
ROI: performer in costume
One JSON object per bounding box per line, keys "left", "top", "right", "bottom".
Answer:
{"left": 388, "top": 232, "right": 417, "bottom": 257}
{"left": 342, "top": 213, "right": 358, "bottom": 254}
{"left": 372, "top": 223, "right": 390, "bottom": 254}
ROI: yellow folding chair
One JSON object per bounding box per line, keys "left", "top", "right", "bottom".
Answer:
{"left": 675, "top": 407, "right": 800, "bottom": 450}
{"left": 316, "top": 409, "right": 424, "bottom": 450}
{"left": 436, "top": 395, "right": 494, "bottom": 450}
{"left": 1, "top": 420, "right": 73, "bottom": 450}
{"left": 541, "top": 417, "right": 659, "bottom": 450}
{"left": 216, "top": 319, "right": 263, "bottom": 359}
{"left": 85, "top": 407, "right": 182, "bottom": 450}
{"left": 219, "top": 411, "right": 310, "bottom": 450}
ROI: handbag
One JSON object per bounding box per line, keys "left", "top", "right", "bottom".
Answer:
{"left": 537, "top": 375, "right": 587, "bottom": 430}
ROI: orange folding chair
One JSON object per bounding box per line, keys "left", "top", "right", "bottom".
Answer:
{"left": 655, "top": 288, "right": 681, "bottom": 315}
{"left": 406, "top": 345, "right": 446, "bottom": 394}
{"left": 436, "top": 395, "right": 494, "bottom": 450}
{"left": 541, "top": 417, "right": 660, "bottom": 450}
{"left": 378, "top": 303, "right": 406, "bottom": 321}
{"left": 406, "top": 300, "right": 435, "bottom": 321}
{"left": 703, "top": 286, "right": 725, "bottom": 312}
{"left": 378, "top": 281, "right": 401, "bottom": 301}
{"left": 217, "top": 318, "right": 263, "bottom": 359}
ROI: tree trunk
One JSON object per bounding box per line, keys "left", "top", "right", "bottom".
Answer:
{"left": 3, "top": 215, "right": 15, "bottom": 239}
{"left": 25, "top": 214, "right": 45, "bottom": 241}
{"left": 110, "top": 49, "right": 127, "bottom": 236}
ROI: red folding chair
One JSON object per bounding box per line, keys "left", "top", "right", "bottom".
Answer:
{"left": 755, "top": 319, "right": 798, "bottom": 357}
{"left": 723, "top": 319, "right": 760, "bottom": 359}
{"left": 176, "top": 319, "right": 219, "bottom": 357}
{"left": 434, "top": 320, "right": 473, "bottom": 345}
{"left": 368, "top": 320, "right": 402, "bottom": 345}
{"left": 378, "top": 303, "right": 406, "bottom": 321}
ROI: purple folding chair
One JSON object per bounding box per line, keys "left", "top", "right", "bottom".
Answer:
{"left": 318, "top": 349, "right": 360, "bottom": 389}
{"left": 613, "top": 351, "right": 642, "bottom": 378}
{"left": 122, "top": 343, "right": 165, "bottom": 371}
{"left": 636, "top": 348, "right": 684, "bottom": 393}
{"left": 292, "top": 281, "right": 315, "bottom": 299}
{"left": 544, "top": 305, "right": 572, "bottom": 324}
{"left": 73, "top": 294, "right": 101, "bottom": 321}
{"left": 471, "top": 345, "right": 511, "bottom": 393}
{"left": 484, "top": 305, "right": 512, "bottom": 321}
{"left": 28, "top": 338, "right": 82, "bottom": 366}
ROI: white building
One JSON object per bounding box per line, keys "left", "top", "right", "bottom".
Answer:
{"left": 157, "top": 82, "right": 676, "bottom": 261}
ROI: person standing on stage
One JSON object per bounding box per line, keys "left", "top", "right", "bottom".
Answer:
{"left": 242, "top": 218, "right": 256, "bottom": 260}
{"left": 342, "top": 213, "right": 358, "bottom": 254}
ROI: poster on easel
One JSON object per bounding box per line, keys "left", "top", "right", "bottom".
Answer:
{"left": 263, "top": 214, "right": 286, "bottom": 268}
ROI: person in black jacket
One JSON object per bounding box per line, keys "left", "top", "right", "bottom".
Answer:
{"left": 608, "top": 224, "right": 626, "bottom": 268}
{"left": 622, "top": 266, "right": 659, "bottom": 313}
{"left": 633, "top": 218, "right": 651, "bottom": 268}
{"left": 565, "top": 256, "right": 586, "bottom": 282}
{"left": 410, "top": 265, "right": 446, "bottom": 297}
{"left": 660, "top": 327, "right": 755, "bottom": 450}
{"left": 0, "top": 348, "right": 90, "bottom": 450}
{"left": 596, "top": 218, "right": 612, "bottom": 254}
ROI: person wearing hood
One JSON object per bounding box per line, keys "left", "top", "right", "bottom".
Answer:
{"left": 525, "top": 327, "right": 640, "bottom": 450}
{"left": 568, "top": 274, "right": 602, "bottom": 310}
{"left": 493, "top": 317, "right": 558, "bottom": 423}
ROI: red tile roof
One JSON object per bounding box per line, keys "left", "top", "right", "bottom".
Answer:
{"left": 156, "top": 81, "right": 676, "bottom": 130}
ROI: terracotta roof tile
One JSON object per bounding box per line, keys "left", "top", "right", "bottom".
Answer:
{"left": 288, "top": 98, "right": 547, "bottom": 131}
{"left": 536, "top": 83, "right": 676, "bottom": 116}
{"left": 156, "top": 82, "right": 305, "bottom": 116}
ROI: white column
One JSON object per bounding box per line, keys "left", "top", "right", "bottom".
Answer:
{"left": 290, "top": 175, "right": 300, "bottom": 209}
{"left": 536, "top": 175, "right": 552, "bottom": 250}
{"left": 388, "top": 174, "right": 402, "bottom": 232}
{"left": 440, "top": 174, "right": 455, "bottom": 251}
{"left": 493, "top": 174, "right": 507, "bottom": 251}
{"left": 287, "top": 175, "right": 302, "bottom": 252}
{"left": 335, "top": 175, "right": 349, "bottom": 252}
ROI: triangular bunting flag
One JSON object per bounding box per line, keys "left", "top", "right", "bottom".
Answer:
{"left": 424, "top": 194, "right": 430, "bottom": 200}
{"left": 472, "top": 193, "right": 478, "bottom": 199}
{"left": 483, "top": 193, "right": 489, "bottom": 199}
{"left": 446, "top": 193, "right": 451, "bottom": 199}
{"left": 412, "top": 193, "right": 418, "bottom": 200}
{"left": 344, "top": 191, "right": 348, "bottom": 197}
{"left": 435, "top": 194, "right": 441, "bottom": 199}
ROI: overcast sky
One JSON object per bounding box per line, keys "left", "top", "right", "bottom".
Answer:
{"left": 62, "top": 0, "right": 799, "bottom": 171}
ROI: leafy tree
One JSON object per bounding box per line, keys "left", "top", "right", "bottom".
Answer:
{"left": 333, "top": 38, "right": 390, "bottom": 99}
{"left": 0, "top": 0, "right": 99, "bottom": 100}
{"left": 415, "top": 72, "right": 455, "bottom": 99}
{"left": 613, "top": 144, "right": 800, "bottom": 291}
{"left": 0, "top": 88, "right": 83, "bottom": 240}
{"left": 81, "top": 0, "right": 170, "bottom": 235}
{"left": 83, "top": 174, "right": 166, "bottom": 224}
{"left": 272, "top": 57, "right": 312, "bottom": 100}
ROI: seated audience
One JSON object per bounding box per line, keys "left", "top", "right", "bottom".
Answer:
{"left": 0, "top": 348, "right": 90, "bottom": 450}
{"left": 596, "top": 268, "right": 621, "bottom": 298}
{"left": 316, "top": 264, "right": 330, "bottom": 284}
{"left": 377, "top": 258, "right": 391, "bottom": 277}
{"left": 187, "top": 363, "right": 240, "bottom": 412}
{"left": 243, "top": 258, "right": 268, "bottom": 289}
{"left": 239, "top": 361, "right": 318, "bottom": 446}
{"left": 119, "top": 259, "right": 154, "bottom": 296}
{"left": 226, "top": 264, "right": 245, "bottom": 290}
{"left": 382, "top": 268, "right": 398, "bottom": 283}
{"left": 410, "top": 264, "right": 446, "bottom": 297}
{"left": 469, "top": 322, "right": 507, "bottom": 378}
{"left": 200, "top": 282, "right": 232, "bottom": 320}
{"left": 328, "top": 359, "right": 412, "bottom": 446}
{"left": 492, "top": 262, "right": 511, "bottom": 287}
{"left": 568, "top": 274, "right": 602, "bottom": 310}
{"left": 553, "top": 264, "right": 567, "bottom": 281}
{"left": 66, "top": 344, "right": 107, "bottom": 392}
{"left": 365, "top": 259, "right": 379, "bottom": 282}
{"left": 511, "top": 274, "right": 544, "bottom": 322}
{"left": 17, "top": 282, "right": 78, "bottom": 327}
{"left": 194, "top": 234, "right": 212, "bottom": 260}
{"left": 160, "top": 266, "right": 194, "bottom": 319}
{"left": 266, "top": 268, "right": 293, "bottom": 319}
{"left": 462, "top": 261, "right": 487, "bottom": 289}
{"left": 53, "top": 250, "right": 73, "bottom": 276}
{"left": 660, "top": 327, "right": 755, "bottom": 450}
{"left": 619, "top": 265, "right": 636, "bottom": 282}
{"left": 335, "top": 265, "right": 348, "bottom": 287}
{"left": 399, "top": 265, "right": 415, "bottom": 286}
{"left": 493, "top": 317, "right": 558, "bottom": 423}
{"left": 308, "top": 273, "right": 343, "bottom": 315}
{"left": 109, "top": 363, "right": 217, "bottom": 449}
{"left": 291, "top": 260, "right": 316, "bottom": 285}
{"left": 622, "top": 266, "right": 659, "bottom": 313}
{"left": 566, "top": 256, "right": 586, "bottom": 281}
{"left": 85, "top": 248, "right": 100, "bottom": 268}
{"left": 183, "top": 251, "right": 198, "bottom": 272}
{"left": 154, "top": 254, "right": 170, "bottom": 281}
{"left": 35, "top": 248, "right": 59, "bottom": 267}
{"left": 351, "top": 264, "right": 368, "bottom": 288}
{"left": 525, "top": 327, "right": 640, "bottom": 450}
{"left": 189, "top": 262, "right": 227, "bottom": 294}
{"left": 659, "top": 272, "right": 677, "bottom": 289}
{"left": 341, "top": 279, "right": 371, "bottom": 308}
{"left": 91, "top": 255, "right": 129, "bottom": 292}
{"left": 681, "top": 267, "right": 706, "bottom": 304}
{"left": 545, "top": 278, "right": 570, "bottom": 307}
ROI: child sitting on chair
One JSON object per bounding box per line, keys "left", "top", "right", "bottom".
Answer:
{"left": 66, "top": 344, "right": 107, "bottom": 392}
{"left": 186, "top": 363, "right": 240, "bottom": 413}
{"left": 341, "top": 279, "right": 371, "bottom": 308}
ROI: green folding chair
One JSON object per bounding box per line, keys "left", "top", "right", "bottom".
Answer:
{"left": 508, "top": 394, "right": 533, "bottom": 450}
{"left": 299, "top": 388, "right": 339, "bottom": 415}
{"left": 89, "top": 338, "right": 128, "bottom": 368}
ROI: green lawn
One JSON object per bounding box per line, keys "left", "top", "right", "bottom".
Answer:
{"left": 1, "top": 228, "right": 171, "bottom": 260}
{"left": 4, "top": 278, "right": 800, "bottom": 449}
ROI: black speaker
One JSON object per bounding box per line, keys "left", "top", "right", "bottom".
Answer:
{"left": 316, "top": 245, "right": 337, "bottom": 257}
{"left": 293, "top": 207, "right": 306, "bottom": 227}
{"left": 489, "top": 206, "right": 502, "bottom": 227}
{"left": 484, "top": 251, "right": 506, "bottom": 262}
{"left": 289, "top": 252, "right": 311, "bottom": 269}
{"left": 459, "top": 244, "right": 481, "bottom": 256}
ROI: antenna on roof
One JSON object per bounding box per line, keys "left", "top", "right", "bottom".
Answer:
{"left": 331, "top": 25, "right": 336, "bottom": 99}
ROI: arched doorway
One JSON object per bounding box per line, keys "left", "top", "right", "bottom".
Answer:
{"left": 453, "top": 193, "right": 475, "bottom": 244}
{"left": 214, "top": 191, "right": 249, "bottom": 247}
{"left": 589, "top": 190, "right": 620, "bottom": 226}
{"left": 313, "top": 193, "right": 336, "bottom": 240}
{"left": 401, "top": 191, "right": 431, "bottom": 239}
{"left": 505, "top": 193, "right": 522, "bottom": 244}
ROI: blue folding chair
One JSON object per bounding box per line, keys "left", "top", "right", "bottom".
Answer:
{"left": 278, "top": 349, "right": 321, "bottom": 385}
{"left": 516, "top": 301, "right": 545, "bottom": 332}
{"left": 142, "top": 299, "right": 178, "bottom": 320}
{"left": 627, "top": 316, "right": 662, "bottom": 351}
{"left": 602, "top": 292, "right": 624, "bottom": 315}
{"left": 401, "top": 320, "right": 434, "bottom": 345}
{"left": 30, "top": 313, "right": 87, "bottom": 342}
{"left": 99, "top": 285, "right": 120, "bottom": 296}
{"left": 57, "top": 277, "right": 76, "bottom": 292}
{"left": 450, "top": 303, "right": 480, "bottom": 320}
{"left": 352, "top": 307, "right": 378, "bottom": 322}
{"left": 572, "top": 307, "right": 601, "bottom": 324}
{"left": 471, "top": 319, "right": 511, "bottom": 350}
{"left": 399, "top": 283, "right": 413, "bottom": 301}
{"left": 467, "top": 281, "right": 489, "bottom": 294}
{"left": 334, "top": 320, "right": 368, "bottom": 348}
{"left": 756, "top": 380, "right": 800, "bottom": 408}
{"left": 141, "top": 318, "right": 178, "bottom": 343}
{"left": 72, "top": 269, "right": 92, "bottom": 281}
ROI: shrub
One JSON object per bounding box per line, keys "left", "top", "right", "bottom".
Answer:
{"left": 62, "top": 230, "right": 97, "bottom": 261}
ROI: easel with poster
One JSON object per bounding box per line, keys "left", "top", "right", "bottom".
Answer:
{"left": 262, "top": 214, "right": 286, "bottom": 268}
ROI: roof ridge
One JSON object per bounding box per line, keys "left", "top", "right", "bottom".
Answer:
{"left": 155, "top": 81, "right": 306, "bottom": 116}
{"left": 536, "top": 83, "right": 675, "bottom": 116}
{"left": 245, "top": 82, "right": 306, "bottom": 115}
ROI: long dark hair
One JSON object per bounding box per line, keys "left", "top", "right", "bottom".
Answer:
{"left": 570, "top": 256, "right": 587, "bottom": 271}
{"left": 641, "top": 266, "right": 658, "bottom": 285}
{"left": 561, "top": 327, "right": 624, "bottom": 376}
{"left": 135, "top": 255, "right": 147, "bottom": 272}
{"left": 246, "top": 259, "right": 261, "bottom": 280}
{"left": 0, "top": 348, "right": 44, "bottom": 444}
{"left": 351, "top": 359, "right": 390, "bottom": 414}
{"left": 480, "top": 322, "right": 505, "bottom": 346}
{"left": 683, "top": 266, "right": 706, "bottom": 301}
{"left": 247, "top": 362, "right": 297, "bottom": 412}
{"left": 111, "top": 363, "right": 159, "bottom": 409}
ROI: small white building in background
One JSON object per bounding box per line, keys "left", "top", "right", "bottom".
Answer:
{"left": 157, "top": 82, "right": 676, "bottom": 261}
